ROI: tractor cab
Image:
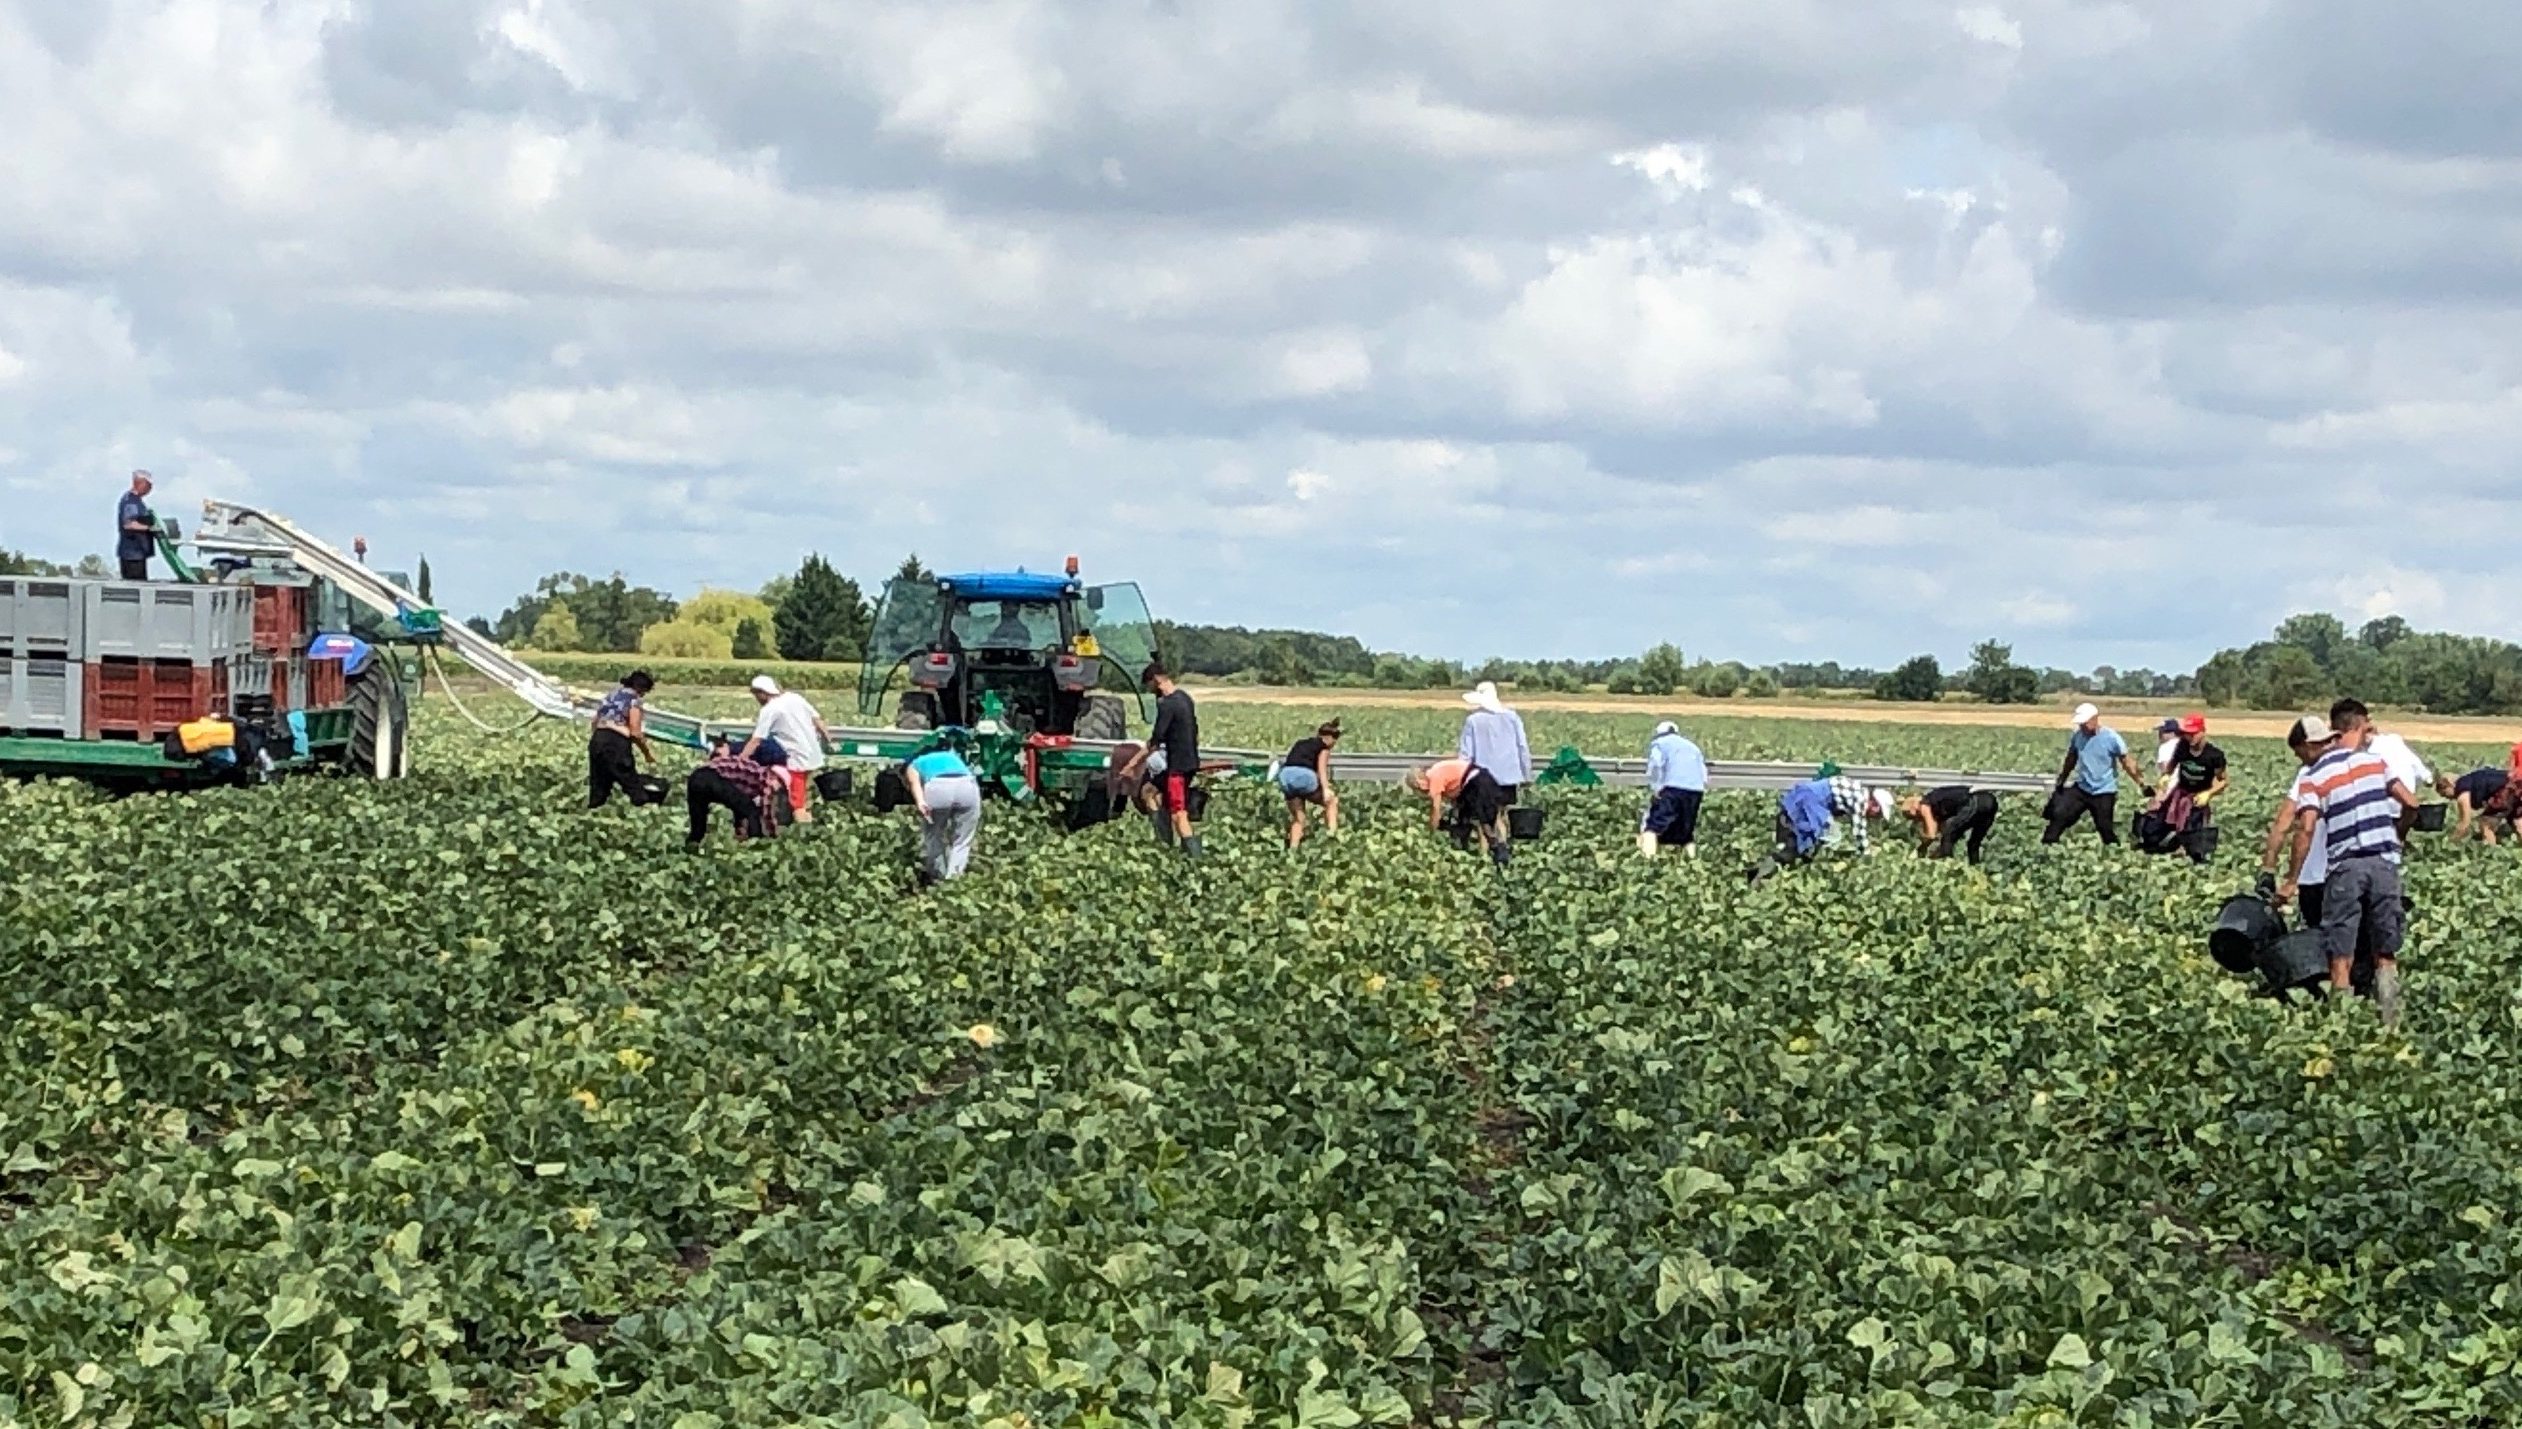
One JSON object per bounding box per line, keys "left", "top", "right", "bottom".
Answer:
{"left": 859, "top": 563, "right": 1158, "bottom": 741}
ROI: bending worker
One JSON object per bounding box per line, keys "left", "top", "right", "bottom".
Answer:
{"left": 1901, "top": 784, "right": 1999, "bottom": 864}
{"left": 687, "top": 735, "right": 787, "bottom": 847}
{"left": 1277, "top": 720, "right": 1342, "bottom": 848}
{"left": 1406, "top": 757, "right": 1471, "bottom": 830}
{"left": 588, "top": 670, "right": 659, "bottom": 809}
{"left": 1639, "top": 720, "right": 1707, "bottom": 858}
{"left": 2439, "top": 758, "right": 2514, "bottom": 843}
{"left": 1755, "top": 772, "right": 1891, "bottom": 878}
{"left": 904, "top": 745, "right": 984, "bottom": 884}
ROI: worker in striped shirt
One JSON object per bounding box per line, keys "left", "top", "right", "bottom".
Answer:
{"left": 2278, "top": 713, "right": 2421, "bottom": 1024}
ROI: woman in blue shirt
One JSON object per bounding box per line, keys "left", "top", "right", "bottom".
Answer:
{"left": 905, "top": 747, "right": 983, "bottom": 884}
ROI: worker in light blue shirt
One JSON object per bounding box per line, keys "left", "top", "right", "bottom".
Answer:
{"left": 1640, "top": 720, "right": 1707, "bottom": 858}
{"left": 1457, "top": 681, "right": 1533, "bottom": 849}
{"left": 904, "top": 747, "right": 983, "bottom": 884}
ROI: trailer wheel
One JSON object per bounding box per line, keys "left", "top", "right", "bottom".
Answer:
{"left": 350, "top": 666, "right": 411, "bottom": 780}
{"left": 894, "top": 691, "right": 938, "bottom": 731}
{"left": 1073, "top": 693, "right": 1129, "bottom": 742}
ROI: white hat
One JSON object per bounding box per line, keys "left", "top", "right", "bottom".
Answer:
{"left": 2071, "top": 702, "right": 2099, "bottom": 726}
{"left": 2290, "top": 714, "right": 2335, "bottom": 745}
{"left": 1867, "top": 787, "right": 1897, "bottom": 820}
{"left": 750, "top": 675, "right": 781, "bottom": 696}
{"left": 1462, "top": 680, "right": 1503, "bottom": 712}
{"left": 1653, "top": 720, "right": 1679, "bottom": 736}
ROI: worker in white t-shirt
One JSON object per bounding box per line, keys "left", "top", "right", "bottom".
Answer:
{"left": 2330, "top": 698, "right": 2430, "bottom": 838}
{"left": 738, "top": 675, "right": 832, "bottom": 824}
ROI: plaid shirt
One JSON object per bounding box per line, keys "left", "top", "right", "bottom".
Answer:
{"left": 1826, "top": 775, "right": 1873, "bottom": 856}
{"left": 704, "top": 750, "right": 786, "bottom": 825}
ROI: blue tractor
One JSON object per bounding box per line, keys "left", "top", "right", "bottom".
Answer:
{"left": 856, "top": 562, "right": 1160, "bottom": 741}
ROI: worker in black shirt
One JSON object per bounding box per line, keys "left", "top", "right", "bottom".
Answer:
{"left": 1900, "top": 785, "right": 1999, "bottom": 864}
{"left": 2439, "top": 765, "right": 2514, "bottom": 843}
{"left": 1143, "top": 662, "right": 1202, "bottom": 856}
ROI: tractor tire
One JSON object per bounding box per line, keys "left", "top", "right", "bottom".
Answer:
{"left": 894, "top": 691, "right": 938, "bottom": 731}
{"left": 349, "top": 666, "right": 411, "bottom": 780}
{"left": 1074, "top": 693, "right": 1129, "bottom": 742}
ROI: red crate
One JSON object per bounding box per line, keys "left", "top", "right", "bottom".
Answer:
{"left": 252, "top": 585, "right": 310, "bottom": 655}
{"left": 82, "top": 658, "right": 230, "bottom": 741}
{"left": 306, "top": 656, "right": 347, "bottom": 710}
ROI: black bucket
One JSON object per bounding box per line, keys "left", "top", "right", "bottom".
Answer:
{"left": 1185, "top": 784, "right": 1210, "bottom": 822}
{"left": 1508, "top": 806, "right": 1546, "bottom": 841}
{"left": 814, "top": 768, "right": 854, "bottom": 802}
{"left": 2209, "top": 894, "right": 2283, "bottom": 974}
{"left": 873, "top": 766, "right": 911, "bottom": 814}
{"left": 2256, "top": 929, "right": 2330, "bottom": 992}
{"left": 2414, "top": 803, "right": 2448, "bottom": 833}
{"left": 2185, "top": 823, "right": 2223, "bottom": 863}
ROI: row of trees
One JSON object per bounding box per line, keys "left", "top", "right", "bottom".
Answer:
{"left": 2192, "top": 614, "right": 2522, "bottom": 715}
{"left": 485, "top": 555, "right": 934, "bottom": 663}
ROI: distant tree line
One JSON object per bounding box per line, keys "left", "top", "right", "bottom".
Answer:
{"left": 2192, "top": 613, "right": 2522, "bottom": 715}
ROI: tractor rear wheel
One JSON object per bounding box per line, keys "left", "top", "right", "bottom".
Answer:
{"left": 349, "top": 665, "right": 411, "bottom": 780}
{"left": 1073, "top": 693, "right": 1129, "bottom": 742}
{"left": 894, "top": 691, "right": 938, "bottom": 731}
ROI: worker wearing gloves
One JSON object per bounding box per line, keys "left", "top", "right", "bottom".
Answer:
{"left": 739, "top": 675, "right": 831, "bottom": 825}
{"left": 2141, "top": 713, "right": 2227, "bottom": 860}
{"left": 1458, "top": 681, "right": 1533, "bottom": 852}
{"left": 1638, "top": 720, "right": 1707, "bottom": 858}
{"left": 1901, "top": 785, "right": 1999, "bottom": 864}
{"left": 904, "top": 746, "right": 984, "bottom": 884}
{"left": 1277, "top": 720, "right": 1342, "bottom": 849}
{"left": 687, "top": 735, "right": 786, "bottom": 847}
{"left": 587, "top": 671, "right": 659, "bottom": 809}
{"left": 2042, "top": 704, "right": 2151, "bottom": 845}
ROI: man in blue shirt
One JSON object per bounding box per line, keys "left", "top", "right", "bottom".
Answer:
{"left": 2041, "top": 703, "right": 2152, "bottom": 845}
{"left": 1458, "top": 681, "right": 1533, "bottom": 852}
{"left": 115, "top": 470, "right": 157, "bottom": 580}
{"left": 1639, "top": 720, "right": 1708, "bottom": 858}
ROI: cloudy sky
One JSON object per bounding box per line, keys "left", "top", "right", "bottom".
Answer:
{"left": 2, "top": 0, "right": 2515, "bottom": 670}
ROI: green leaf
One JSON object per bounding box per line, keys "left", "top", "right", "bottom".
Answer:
{"left": 1295, "top": 1388, "right": 1364, "bottom": 1428}
{"left": 892, "top": 1275, "right": 949, "bottom": 1317}
{"left": 2048, "top": 1333, "right": 2093, "bottom": 1370}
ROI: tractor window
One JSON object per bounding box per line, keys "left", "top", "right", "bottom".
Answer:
{"left": 858, "top": 578, "right": 951, "bottom": 716}
{"left": 1082, "top": 582, "right": 1159, "bottom": 715}
{"left": 952, "top": 600, "right": 1060, "bottom": 650}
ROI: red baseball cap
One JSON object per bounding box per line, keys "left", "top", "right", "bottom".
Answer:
{"left": 2177, "top": 714, "right": 2207, "bottom": 736}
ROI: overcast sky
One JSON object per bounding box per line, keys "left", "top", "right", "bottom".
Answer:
{"left": 3, "top": 0, "right": 2516, "bottom": 669}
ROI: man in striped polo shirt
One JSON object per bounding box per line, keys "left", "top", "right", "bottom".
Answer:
{"left": 2278, "top": 713, "right": 2422, "bottom": 1023}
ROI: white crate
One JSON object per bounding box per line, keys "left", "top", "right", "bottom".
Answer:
{"left": 0, "top": 578, "right": 82, "bottom": 656}
{"left": 82, "top": 583, "right": 254, "bottom": 661}
{"left": 0, "top": 654, "right": 79, "bottom": 735}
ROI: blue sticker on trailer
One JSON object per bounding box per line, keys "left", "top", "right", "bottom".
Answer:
{"left": 306, "top": 633, "right": 375, "bottom": 676}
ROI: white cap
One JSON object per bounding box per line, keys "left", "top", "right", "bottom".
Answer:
{"left": 1868, "top": 787, "right": 1897, "bottom": 820}
{"left": 1653, "top": 720, "right": 1679, "bottom": 736}
{"left": 1462, "top": 681, "right": 1503, "bottom": 712}
{"left": 2071, "top": 702, "right": 2099, "bottom": 726}
{"left": 750, "top": 675, "right": 781, "bottom": 696}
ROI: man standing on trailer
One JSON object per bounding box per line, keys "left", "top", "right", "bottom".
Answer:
{"left": 116, "top": 471, "right": 156, "bottom": 580}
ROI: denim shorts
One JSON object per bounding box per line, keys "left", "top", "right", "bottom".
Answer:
{"left": 1278, "top": 766, "right": 1322, "bottom": 799}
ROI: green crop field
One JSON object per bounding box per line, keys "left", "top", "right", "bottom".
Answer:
{"left": 5, "top": 706, "right": 2521, "bottom": 1426}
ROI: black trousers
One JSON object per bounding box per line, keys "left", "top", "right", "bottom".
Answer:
{"left": 1935, "top": 792, "right": 2000, "bottom": 864}
{"left": 588, "top": 730, "right": 649, "bottom": 808}
{"left": 687, "top": 769, "right": 765, "bottom": 843}
{"left": 119, "top": 558, "right": 149, "bottom": 580}
{"left": 2041, "top": 787, "right": 2119, "bottom": 845}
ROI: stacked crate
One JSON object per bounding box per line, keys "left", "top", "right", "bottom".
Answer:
{"left": 0, "top": 578, "right": 83, "bottom": 737}
{"left": 251, "top": 581, "right": 311, "bottom": 714}
{"left": 77, "top": 584, "right": 257, "bottom": 740}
